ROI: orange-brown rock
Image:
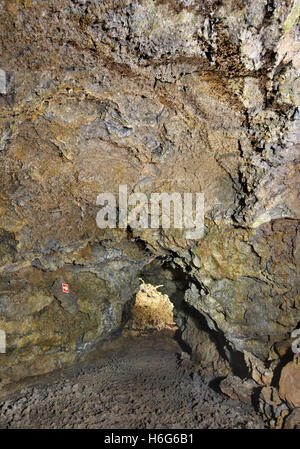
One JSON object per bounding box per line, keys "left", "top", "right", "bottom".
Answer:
{"left": 220, "top": 376, "right": 258, "bottom": 404}
{"left": 0, "top": 0, "right": 299, "bottom": 392}
{"left": 279, "top": 358, "right": 300, "bottom": 408}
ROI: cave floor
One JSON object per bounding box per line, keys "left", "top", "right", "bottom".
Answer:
{"left": 0, "top": 331, "right": 265, "bottom": 429}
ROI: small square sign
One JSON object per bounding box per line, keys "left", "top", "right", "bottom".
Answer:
{"left": 62, "top": 283, "right": 69, "bottom": 293}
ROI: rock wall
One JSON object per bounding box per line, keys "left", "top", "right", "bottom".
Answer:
{"left": 0, "top": 0, "right": 299, "bottom": 407}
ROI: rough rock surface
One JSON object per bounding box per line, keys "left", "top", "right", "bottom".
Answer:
{"left": 258, "top": 385, "right": 289, "bottom": 429}
{"left": 258, "top": 356, "right": 300, "bottom": 428}
{"left": 0, "top": 0, "right": 299, "bottom": 407}
{"left": 283, "top": 408, "right": 300, "bottom": 429}
{"left": 126, "top": 280, "right": 176, "bottom": 331}
{"left": 279, "top": 355, "right": 300, "bottom": 408}
{"left": 0, "top": 332, "right": 265, "bottom": 429}
{"left": 219, "top": 375, "right": 258, "bottom": 404}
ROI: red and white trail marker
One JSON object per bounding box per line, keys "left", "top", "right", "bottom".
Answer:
{"left": 62, "top": 283, "right": 69, "bottom": 293}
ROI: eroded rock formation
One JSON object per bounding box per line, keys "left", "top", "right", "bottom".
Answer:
{"left": 0, "top": 0, "right": 299, "bottom": 426}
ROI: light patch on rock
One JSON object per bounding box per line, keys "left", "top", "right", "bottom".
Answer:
{"left": 128, "top": 279, "right": 176, "bottom": 331}
{"left": 242, "top": 77, "right": 264, "bottom": 111}
{"left": 275, "top": 26, "right": 300, "bottom": 72}
{"left": 283, "top": 0, "right": 300, "bottom": 32}
{"left": 0, "top": 69, "right": 6, "bottom": 94}
{"left": 240, "top": 30, "right": 263, "bottom": 70}
{"left": 244, "top": 351, "right": 273, "bottom": 386}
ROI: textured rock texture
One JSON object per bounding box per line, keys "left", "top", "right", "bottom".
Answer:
{"left": 0, "top": 333, "right": 265, "bottom": 429}
{"left": 126, "top": 279, "right": 176, "bottom": 331}
{"left": 279, "top": 355, "right": 300, "bottom": 408}
{"left": 0, "top": 0, "right": 299, "bottom": 402}
{"left": 283, "top": 407, "right": 300, "bottom": 429}
{"left": 220, "top": 375, "right": 258, "bottom": 404}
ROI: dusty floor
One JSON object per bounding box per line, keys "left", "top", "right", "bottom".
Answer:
{"left": 0, "top": 331, "right": 265, "bottom": 429}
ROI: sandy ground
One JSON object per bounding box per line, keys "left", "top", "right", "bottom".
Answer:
{"left": 0, "top": 331, "right": 265, "bottom": 429}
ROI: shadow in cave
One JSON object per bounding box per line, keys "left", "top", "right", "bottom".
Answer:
{"left": 271, "top": 347, "right": 294, "bottom": 388}
{"left": 271, "top": 321, "right": 300, "bottom": 388}
{"left": 179, "top": 300, "right": 251, "bottom": 381}
{"left": 140, "top": 258, "right": 251, "bottom": 387}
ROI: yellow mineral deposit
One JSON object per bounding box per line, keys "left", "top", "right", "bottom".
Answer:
{"left": 129, "top": 280, "right": 176, "bottom": 331}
